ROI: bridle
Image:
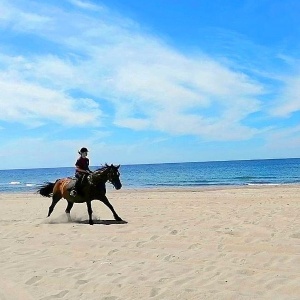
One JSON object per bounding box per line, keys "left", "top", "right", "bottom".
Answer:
{"left": 88, "top": 165, "right": 120, "bottom": 186}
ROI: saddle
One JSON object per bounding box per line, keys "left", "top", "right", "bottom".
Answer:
{"left": 65, "top": 177, "right": 77, "bottom": 191}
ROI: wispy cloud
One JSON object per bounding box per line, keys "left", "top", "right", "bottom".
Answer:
{"left": 0, "top": 0, "right": 51, "bottom": 32}
{"left": 270, "top": 73, "right": 300, "bottom": 117}
{"left": 67, "top": 0, "right": 101, "bottom": 11}
{"left": 0, "top": 54, "right": 102, "bottom": 126}
{"left": 263, "top": 125, "right": 300, "bottom": 159}
{"left": 0, "top": 0, "right": 297, "bottom": 143}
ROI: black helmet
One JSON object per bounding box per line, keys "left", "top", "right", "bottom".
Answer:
{"left": 79, "top": 147, "right": 88, "bottom": 153}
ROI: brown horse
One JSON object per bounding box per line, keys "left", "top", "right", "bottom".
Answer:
{"left": 37, "top": 164, "right": 123, "bottom": 225}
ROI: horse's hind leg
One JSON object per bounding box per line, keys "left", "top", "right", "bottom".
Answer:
{"left": 47, "top": 193, "right": 62, "bottom": 217}
{"left": 65, "top": 201, "right": 74, "bottom": 222}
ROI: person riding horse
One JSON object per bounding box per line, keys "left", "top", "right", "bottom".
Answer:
{"left": 70, "top": 147, "right": 92, "bottom": 197}
{"left": 38, "top": 163, "right": 123, "bottom": 225}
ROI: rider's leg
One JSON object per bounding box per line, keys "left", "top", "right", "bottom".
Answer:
{"left": 70, "top": 174, "right": 82, "bottom": 196}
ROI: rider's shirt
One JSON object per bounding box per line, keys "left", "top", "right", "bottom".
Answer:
{"left": 75, "top": 157, "right": 90, "bottom": 175}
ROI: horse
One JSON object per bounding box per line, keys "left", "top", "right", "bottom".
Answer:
{"left": 37, "top": 164, "right": 123, "bottom": 225}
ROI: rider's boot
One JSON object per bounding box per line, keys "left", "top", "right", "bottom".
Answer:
{"left": 70, "top": 189, "right": 77, "bottom": 197}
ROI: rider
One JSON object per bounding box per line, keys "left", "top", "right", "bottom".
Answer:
{"left": 70, "top": 147, "right": 92, "bottom": 197}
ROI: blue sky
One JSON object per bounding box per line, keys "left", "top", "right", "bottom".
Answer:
{"left": 0, "top": 0, "right": 300, "bottom": 169}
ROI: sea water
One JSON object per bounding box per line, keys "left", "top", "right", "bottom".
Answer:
{"left": 0, "top": 158, "right": 300, "bottom": 193}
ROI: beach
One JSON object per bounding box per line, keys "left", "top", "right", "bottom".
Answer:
{"left": 0, "top": 186, "right": 300, "bottom": 300}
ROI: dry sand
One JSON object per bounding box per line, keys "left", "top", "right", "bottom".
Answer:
{"left": 0, "top": 185, "right": 300, "bottom": 300}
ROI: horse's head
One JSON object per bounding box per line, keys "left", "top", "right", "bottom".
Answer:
{"left": 92, "top": 164, "right": 122, "bottom": 190}
{"left": 106, "top": 164, "right": 122, "bottom": 190}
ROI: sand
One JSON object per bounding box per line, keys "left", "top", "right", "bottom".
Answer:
{"left": 0, "top": 185, "right": 300, "bottom": 300}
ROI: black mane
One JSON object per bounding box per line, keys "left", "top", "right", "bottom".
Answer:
{"left": 94, "top": 163, "right": 111, "bottom": 173}
{"left": 94, "top": 163, "right": 119, "bottom": 173}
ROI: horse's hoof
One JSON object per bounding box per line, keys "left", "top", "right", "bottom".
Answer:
{"left": 89, "top": 221, "right": 94, "bottom": 225}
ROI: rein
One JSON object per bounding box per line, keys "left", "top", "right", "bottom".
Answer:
{"left": 87, "top": 164, "right": 120, "bottom": 189}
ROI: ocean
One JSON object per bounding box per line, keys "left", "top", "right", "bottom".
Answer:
{"left": 0, "top": 158, "right": 300, "bottom": 193}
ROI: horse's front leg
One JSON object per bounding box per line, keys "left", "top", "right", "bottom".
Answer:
{"left": 86, "top": 201, "right": 94, "bottom": 225}
{"left": 101, "top": 196, "right": 122, "bottom": 221}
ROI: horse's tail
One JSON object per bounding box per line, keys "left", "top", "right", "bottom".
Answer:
{"left": 37, "top": 182, "right": 55, "bottom": 197}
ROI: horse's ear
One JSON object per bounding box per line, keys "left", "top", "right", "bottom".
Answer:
{"left": 116, "top": 164, "right": 120, "bottom": 169}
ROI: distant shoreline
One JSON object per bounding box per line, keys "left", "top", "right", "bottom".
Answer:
{"left": 1, "top": 156, "right": 300, "bottom": 171}
{"left": 2, "top": 183, "right": 300, "bottom": 195}
{"left": 1, "top": 159, "right": 300, "bottom": 193}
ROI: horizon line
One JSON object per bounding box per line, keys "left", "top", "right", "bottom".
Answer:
{"left": 1, "top": 157, "right": 299, "bottom": 171}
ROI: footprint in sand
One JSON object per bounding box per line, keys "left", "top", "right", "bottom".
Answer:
{"left": 136, "top": 241, "right": 147, "bottom": 247}
{"left": 108, "top": 249, "right": 119, "bottom": 255}
{"left": 65, "top": 267, "right": 80, "bottom": 275}
{"left": 150, "top": 287, "right": 161, "bottom": 297}
{"left": 158, "top": 277, "right": 169, "bottom": 283}
{"left": 188, "top": 243, "right": 202, "bottom": 249}
{"left": 290, "top": 233, "right": 300, "bottom": 239}
{"left": 237, "top": 269, "right": 255, "bottom": 276}
{"left": 138, "top": 276, "right": 147, "bottom": 281}
{"left": 41, "top": 290, "right": 69, "bottom": 299}
{"left": 53, "top": 268, "right": 65, "bottom": 274}
{"left": 164, "top": 254, "right": 179, "bottom": 262}
{"left": 25, "top": 275, "right": 43, "bottom": 285}
{"left": 76, "top": 279, "right": 89, "bottom": 285}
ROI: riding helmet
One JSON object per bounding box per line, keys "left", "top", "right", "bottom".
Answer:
{"left": 79, "top": 147, "right": 88, "bottom": 153}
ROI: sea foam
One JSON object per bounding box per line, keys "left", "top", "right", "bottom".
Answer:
{"left": 9, "top": 181, "right": 21, "bottom": 185}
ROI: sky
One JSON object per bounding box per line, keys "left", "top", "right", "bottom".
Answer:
{"left": 0, "top": 0, "right": 300, "bottom": 169}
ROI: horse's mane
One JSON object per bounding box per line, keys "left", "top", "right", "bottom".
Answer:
{"left": 94, "top": 163, "right": 112, "bottom": 173}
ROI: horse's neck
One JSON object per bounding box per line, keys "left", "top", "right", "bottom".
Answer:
{"left": 90, "top": 172, "right": 107, "bottom": 184}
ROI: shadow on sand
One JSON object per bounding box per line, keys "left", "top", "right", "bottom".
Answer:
{"left": 76, "top": 219, "right": 128, "bottom": 225}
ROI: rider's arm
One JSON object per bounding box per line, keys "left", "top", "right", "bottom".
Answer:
{"left": 75, "top": 166, "right": 90, "bottom": 174}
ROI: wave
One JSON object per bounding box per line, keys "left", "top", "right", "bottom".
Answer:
{"left": 245, "top": 183, "right": 281, "bottom": 186}
{"left": 2, "top": 158, "right": 300, "bottom": 192}
{"left": 145, "top": 182, "right": 234, "bottom": 187}
{"left": 233, "top": 176, "right": 277, "bottom": 180}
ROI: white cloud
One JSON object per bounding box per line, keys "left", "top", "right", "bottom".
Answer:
{"left": 0, "top": 0, "right": 51, "bottom": 32}
{"left": 0, "top": 73, "right": 102, "bottom": 127}
{"left": 270, "top": 74, "right": 300, "bottom": 117}
{"left": 0, "top": 0, "right": 268, "bottom": 140}
{"left": 263, "top": 125, "right": 300, "bottom": 159}
{"left": 67, "top": 0, "right": 101, "bottom": 11}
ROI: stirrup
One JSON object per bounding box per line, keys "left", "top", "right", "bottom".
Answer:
{"left": 70, "top": 190, "right": 77, "bottom": 197}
